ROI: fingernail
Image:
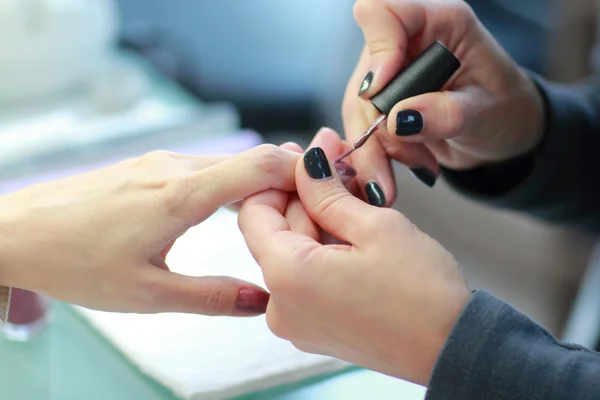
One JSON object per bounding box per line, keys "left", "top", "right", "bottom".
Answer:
{"left": 358, "top": 71, "right": 374, "bottom": 95}
{"left": 410, "top": 168, "right": 437, "bottom": 188}
{"left": 235, "top": 288, "right": 270, "bottom": 315}
{"left": 335, "top": 161, "right": 357, "bottom": 180}
{"left": 396, "top": 110, "right": 423, "bottom": 136}
{"left": 365, "top": 181, "right": 386, "bottom": 207}
{"left": 304, "top": 147, "right": 332, "bottom": 180}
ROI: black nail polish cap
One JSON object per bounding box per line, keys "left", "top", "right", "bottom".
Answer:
{"left": 370, "top": 41, "right": 461, "bottom": 115}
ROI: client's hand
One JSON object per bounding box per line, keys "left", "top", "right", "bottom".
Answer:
{"left": 0, "top": 145, "right": 304, "bottom": 316}
{"left": 239, "top": 136, "right": 470, "bottom": 385}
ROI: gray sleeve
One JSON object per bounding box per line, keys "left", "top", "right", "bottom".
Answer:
{"left": 426, "top": 291, "right": 600, "bottom": 400}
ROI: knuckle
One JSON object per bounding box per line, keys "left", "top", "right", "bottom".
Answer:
{"left": 200, "top": 283, "right": 231, "bottom": 315}
{"left": 443, "top": 97, "right": 466, "bottom": 138}
{"left": 453, "top": 5, "right": 477, "bottom": 36}
{"left": 252, "top": 144, "right": 289, "bottom": 177}
{"left": 156, "top": 178, "right": 187, "bottom": 213}
{"left": 314, "top": 187, "right": 353, "bottom": 222}
{"left": 353, "top": 0, "right": 377, "bottom": 25}
{"left": 141, "top": 150, "right": 176, "bottom": 164}
{"left": 366, "top": 37, "right": 400, "bottom": 58}
{"left": 453, "top": 1, "right": 476, "bottom": 23}
{"left": 432, "top": 0, "right": 476, "bottom": 37}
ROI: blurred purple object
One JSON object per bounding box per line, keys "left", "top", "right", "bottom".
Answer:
{"left": 0, "top": 130, "right": 264, "bottom": 194}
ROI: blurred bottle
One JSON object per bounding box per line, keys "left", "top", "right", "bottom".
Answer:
{"left": 3, "top": 289, "right": 50, "bottom": 342}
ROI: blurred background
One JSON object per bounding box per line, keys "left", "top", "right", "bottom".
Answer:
{"left": 2, "top": 0, "right": 600, "bottom": 399}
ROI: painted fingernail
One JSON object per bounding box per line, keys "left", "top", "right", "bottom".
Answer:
{"left": 365, "top": 181, "right": 386, "bottom": 207}
{"left": 358, "top": 71, "right": 374, "bottom": 95}
{"left": 396, "top": 110, "right": 423, "bottom": 136}
{"left": 304, "top": 147, "right": 332, "bottom": 180}
{"left": 235, "top": 288, "right": 270, "bottom": 315}
{"left": 410, "top": 168, "right": 437, "bottom": 188}
{"left": 335, "top": 161, "right": 357, "bottom": 180}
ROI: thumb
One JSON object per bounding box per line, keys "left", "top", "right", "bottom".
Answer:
{"left": 354, "top": 0, "right": 426, "bottom": 98}
{"left": 297, "top": 147, "right": 380, "bottom": 246}
{"left": 386, "top": 90, "right": 472, "bottom": 143}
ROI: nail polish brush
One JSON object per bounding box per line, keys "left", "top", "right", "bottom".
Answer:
{"left": 335, "top": 40, "right": 461, "bottom": 163}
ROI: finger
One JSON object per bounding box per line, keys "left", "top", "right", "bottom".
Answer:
{"left": 385, "top": 90, "right": 471, "bottom": 143}
{"left": 297, "top": 147, "right": 381, "bottom": 245}
{"left": 226, "top": 142, "right": 304, "bottom": 213}
{"left": 238, "top": 189, "right": 324, "bottom": 276}
{"left": 378, "top": 137, "right": 440, "bottom": 187}
{"left": 284, "top": 131, "right": 356, "bottom": 240}
{"left": 184, "top": 144, "right": 301, "bottom": 223}
{"left": 285, "top": 192, "right": 319, "bottom": 240}
{"left": 308, "top": 127, "right": 357, "bottom": 184}
{"left": 353, "top": 0, "right": 426, "bottom": 98}
{"left": 138, "top": 270, "right": 270, "bottom": 316}
{"left": 171, "top": 154, "right": 230, "bottom": 171}
{"left": 349, "top": 133, "right": 395, "bottom": 207}
{"left": 280, "top": 142, "right": 304, "bottom": 153}
{"left": 342, "top": 52, "right": 396, "bottom": 207}
{"left": 308, "top": 127, "right": 346, "bottom": 157}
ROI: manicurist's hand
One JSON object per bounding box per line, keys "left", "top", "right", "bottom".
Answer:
{"left": 238, "top": 138, "right": 471, "bottom": 385}
{"left": 0, "top": 145, "right": 306, "bottom": 316}
{"left": 343, "top": 0, "right": 544, "bottom": 203}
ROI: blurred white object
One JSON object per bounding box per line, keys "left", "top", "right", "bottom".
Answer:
{"left": 88, "top": 61, "right": 150, "bottom": 113}
{"left": 0, "top": 0, "right": 119, "bottom": 103}
{"left": 0, "top": 53, "right": 240, "bottom": 180}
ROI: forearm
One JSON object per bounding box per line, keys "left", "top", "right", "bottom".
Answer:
{"left": 442, "top": 72, "right": 600, "bottom": 234}
{"left": 426, "top": 291, "right": 600, "bottom": 400}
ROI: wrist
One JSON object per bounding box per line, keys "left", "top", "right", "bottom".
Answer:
{"left": 415, "top": 286, "right": 471, "bottom": 386}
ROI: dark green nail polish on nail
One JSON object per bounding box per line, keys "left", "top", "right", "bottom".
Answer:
{"left": 358, "top": 71, "right": 374, "bottom": 95}
{"left": 410, "top": 168, "right": 437, "bottom": 187}
{"left": 304, "top": 147, "right": 332, "bottom": 179}
{"left": 396, "top": 110, "right": 423, "bottom": 136}
{"left": 365, "top": 181, "right": 386, "bottom": 207}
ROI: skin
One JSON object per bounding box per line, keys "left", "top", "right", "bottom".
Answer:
{"left": 0, "top": 145, "right": 305, "bottom": 316}
{"left": 239, "top": 128, "right": 471, "bottom": 386}
{"left": 239, "top": 0, "right": 547, "bottom": 388}
{"left": 0, "top": 0, "right": 546, "bottom": 388}
{"left": 343, "top": 0, "right": 544, "bottom": 204}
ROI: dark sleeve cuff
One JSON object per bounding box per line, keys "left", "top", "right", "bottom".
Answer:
{"left": 425, "top": 290, "right": 600, "bottom": 400}
{"left": 441, "top": 72, "right": 600, "bottom": 232}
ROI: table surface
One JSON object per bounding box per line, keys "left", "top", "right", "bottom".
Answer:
{"left": 0, "top": 303, "right": 427, "bottom": 400}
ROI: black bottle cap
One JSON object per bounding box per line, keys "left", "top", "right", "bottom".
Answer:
{"left": 370, "top": 41, "right": 461, "bottom": 115}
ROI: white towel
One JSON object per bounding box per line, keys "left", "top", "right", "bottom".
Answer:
{"left": 74, "top": 208, "right": 351, "bottom": 400}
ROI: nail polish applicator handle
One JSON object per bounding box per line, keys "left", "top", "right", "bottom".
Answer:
{"left": 335, "top": 41, "right": 461, "bottom": 162}
{"left": 370, "top": 40, "right": 461, "bottom": 115}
